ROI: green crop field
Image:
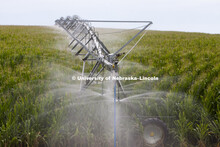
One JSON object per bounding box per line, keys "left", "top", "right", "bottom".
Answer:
{"left": 0, "top": 26, "right": 219, "bottom": 147}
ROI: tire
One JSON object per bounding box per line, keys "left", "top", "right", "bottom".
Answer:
{"left": 142, "top": 118, "right": 168, "bottom": 147}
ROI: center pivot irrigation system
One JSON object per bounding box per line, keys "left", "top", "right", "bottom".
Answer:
{"left": 55, "top": 15, "right": 168, "bottom": 147}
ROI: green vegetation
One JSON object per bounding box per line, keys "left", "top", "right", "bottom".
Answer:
{"left": 0, "top": 26, "right": 82, "bottom": 146}
{"left": 120, "top": 30, "right": 220, "bottom": 146}
{"left": 124, "top": 30, "right": 219, "bottom": 116}
{"left": 0, "top": 26, "right": 219, "bottom": 146}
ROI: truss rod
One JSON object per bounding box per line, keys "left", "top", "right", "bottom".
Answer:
{"left": 80, "top": 20, "right": 152, "bottom": 23}
{"left": 113, "top": 22, "right": 152, "bottom": 56}
{"left": 84, "top": 67, "right": 105, "bottom": 88}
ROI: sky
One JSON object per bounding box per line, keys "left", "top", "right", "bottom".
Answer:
{"left": 0, "top": 0, "right": 220, "bottom": 34}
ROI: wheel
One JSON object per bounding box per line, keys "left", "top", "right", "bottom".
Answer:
{"left": 142, "top": 118, "right": 168, "bottom": 147}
